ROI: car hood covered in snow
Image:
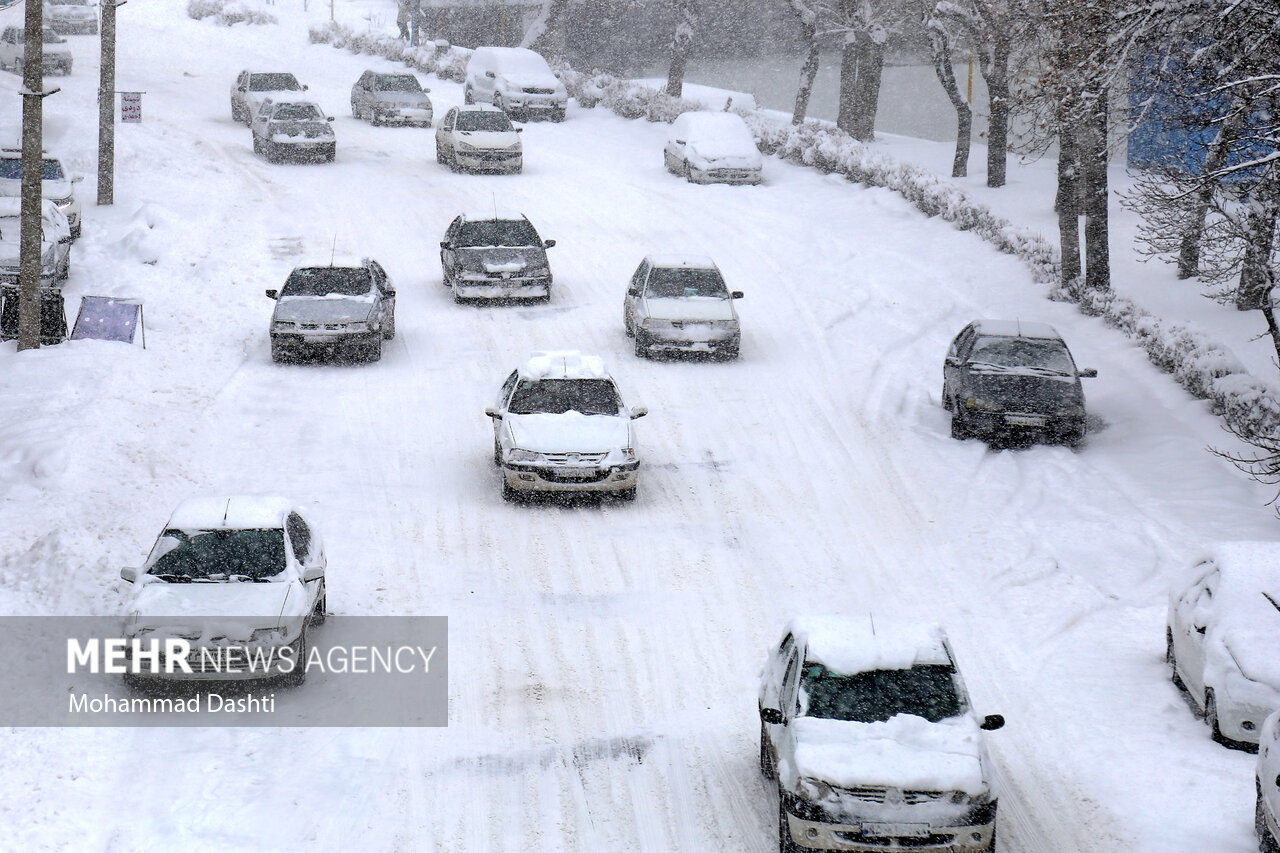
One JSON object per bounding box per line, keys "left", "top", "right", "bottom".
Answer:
{"left": 125, "top": 578, "right": 306, "bottom": 640}
{"left": 507, "top": 412, "right": 630, "bottom": 454}
{"left": 791, "top": 713, "right": 988, "bottom": 796}
{"left": 642, "top": 296, "right": 736, "bottom": 322}
{"left": 457, "top": 246, "right": 545, "bottom": 274}
{"left": 967, "top": 372, "right": 1082, "bottom": 410}
{"left": 274, "top": 295, "right": 376, "bottom": 325}
{"left": 454, "top": 130, "right": 520, "bottom": 150}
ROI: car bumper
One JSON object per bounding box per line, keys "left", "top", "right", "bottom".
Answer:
{"left": 50, "top": 18, "right": 97, "bottom": 33}
{"left": 373, "top": 108, "right": 432, "bottom": 126}
{"left": 123, "top": 645, "right": 298, "bottom": 682}
{"left": 42, "top": 57, "right": 73, "bottom": 74}
{"left": 267, "top": 140, "right": 336, "bottom": 162}
{"left": 272, "top": 330, "right": 380, "bottom": 354}
{"left": 640, "top": 326, "right": 739, "bottom": 353}
{"left": 963, "top": 410, "right": 1084, "bottom": 441}
{"left": 1216, "top": 697, "right": 1272, "bottom": 745}
{"left": 0, "top": 269, "right": 60, "bottom": 288}
{"left": 502, "top": 462, "right": 638, "bottom": 494}
{"left": 782, "top": 808, "right": 996, "bottom": 853}
{"left": 506, "top": 98, "right": 566, "bottom": 116}
{"left": 453, "top": 277, "right": 551, "bottom": 300}
{"left": 689, "top": 167, "right": 761, "bottom": 185}
{"left": 455, "top": 151, "right": 522, "bottom": 172}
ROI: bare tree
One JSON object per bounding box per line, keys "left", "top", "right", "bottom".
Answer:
{"left": 786, "top": 0, "right": 823, "bottom": 124}
{"left": 666, "top": 0, "right": 699, "bottom": 98}
{"left": 820, "top": 0, "right": 907, "bottom": 142}
{"left": 522, "top": 0, "right": 571, "bottom": 59}
{"left": 923, "top": 2, "right": 970, "bottom": 176}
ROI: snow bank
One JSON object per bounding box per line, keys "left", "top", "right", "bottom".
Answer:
{"left": 187, "top": 0, "right": 277, "bottom": 27}
{"left": 790, "top": 615, "right": 949, "bottom": 674}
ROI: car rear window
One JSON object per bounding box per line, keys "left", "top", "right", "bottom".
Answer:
{"left": 457, "top": 219, "right": 540, "bottom": 248}
{"left": 250, "top": 73, "right": 302, "bottom": 92}
{"left": 282, "top": 267, "right": 372, "bottom": 297}
{"left": 646, "top": 267, "right": 727, "bottom": 299}
{"left": 374, "top": 75, "right": 421, "bottom": 92}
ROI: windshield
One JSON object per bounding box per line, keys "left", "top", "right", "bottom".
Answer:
{"left": 799, "top": 663, "right": 963, "bottom": 724}
{"left": 646, "top": 267, "right": 728, "bottom": 299}
{"left": 42, "top": 30, "right": 65, "bottom": 43}
{"left": 271, "top": 103, "right": 323, "bottom": 122}
{"left": 250, "top": 73, "right": 302, "bottom": 92}
{"left": 970, "top": 336, "right": 1075, "bottom": 374}
{"left": 282, "top": 267, "right": 372, "bottom": 297}
{"left": 456, "top": 111, "right": 513, "bottom": 132}
{"left": 509, "top": 379, "right": 621, "bottom": 416}
{"left": 457, "top": 219, "right": 540, "bottom": 248}
{"left": 146, "top": 529, "right": 287, "bottom": 582}
{"left": 0, "top": 159, "right": 65, "bottom": 181}
{"left": 374, "top": 74, "right": 421, "bottom": 92}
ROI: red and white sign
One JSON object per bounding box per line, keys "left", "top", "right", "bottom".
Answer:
{"left": 120, "top": 92, "right": 142, "bottom": 123}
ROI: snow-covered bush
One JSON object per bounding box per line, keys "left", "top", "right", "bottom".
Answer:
{"left": 308, "top": 22, "right": 470, "bottom": 83}
{"left": 187, "top": 0, "right": 276, "bottom": 25}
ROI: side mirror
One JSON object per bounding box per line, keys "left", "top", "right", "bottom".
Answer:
{"left": 944, "top": 356, "right": 961, "bottom": 368}
{"left": 303, "top": 84, "right": 309, "bottom": 91}
{"left": 484, "top": 407, "right": 501, "bottom": 420}
{"left": 265, "top": 289, "right": 278, "bottom": 299}
{"left": 440, "top": 241, "right": 451, "bottom": 250}
{"left": 543, "top": 239, "right": 556, "bottom": 249}
{"left": 120, "top": 567, "right": 138, "bottom": 583}
{"left": 674, "top": 138, "right": 686, "bottom": 145}
{"left": 731, "top": 290, "right": 744, "bottom": 299}
{"left": 514, "top": 127, "right": 523, "bottom": 133}
{"left": 1078, "top": 367, "right": 1098, "bottom": 378}
{"left": 759, "top": 707, "right": 785, "bottom": 725}
{"left": 980, "top": 714, "right": 1005, "bottom": 731}
{"left": 485, "top": 70, "right": 496, "bottom": 79}
{"left": 424, "top": 87, "right": 431, "bottom": 93}
{"left": 327, "top": 116, "right": 335, "bottom": 122}
{"left": 301, "top": 566, "right": 324, "bottom": 583}
{"left": 631, "top": 406, "right": 648, "bottom": 419}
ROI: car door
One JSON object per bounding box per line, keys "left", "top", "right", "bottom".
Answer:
{"left": 440, "top": 216, "right": 462, "bottom": 280}
{"left": 944, "top": 324, "right": 976, "bottom": 405}
{"left": 251, "top": 102, "right": 271, "bottom": 140}
{"left": 232, "top": 71, "right": 249, "bottom": 114}
{"left": 494, "top": 370, "right": 519, "bottom": 451}
{"left": 624, "top": 260, "right": 648, "bottom": 332}
{"left": 369, "top": 260, "right": 394, "bottom": 327}
{"left": 767, "top": 641, "right": 803, "bottom": 776}
{"left": 1263, "top": 719, "right": 1280, "bottom": 830}
{"left": 1172, "top": 569, "right": 1216, "bottom": 701}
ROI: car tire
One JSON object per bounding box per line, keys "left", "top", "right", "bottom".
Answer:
{"left": 552, "top": 109, "right": 566, "bottom": 122}
{"left": 759, "top": 723, "right": 776, "bottom": 780}
{"left": 624, "top": 314, "right": 634, "bottom": 338}
{"left": 383, "top": 315, "right": 395, "bottom": 340}
{"left": 683, "top": 158, "right": 693, "bottom": 181}
{"left": 1167, "top": 630, "right": 1187, "bottom": 691}
{"left": 617, "top": 487, "right": 637, "bottom": 502}
{"left": 950, "top": 409, "right": 970, "bottom": 440}
{"left": 942, "top": 385, "right": 952, "bottom": 412}
{"left": 501, "top": 479, "right": 519, "bottom": 503}
{"left": 1206, "top": 690, "right": 1227, "bottom": 745}
{"left": 71, "top": 222, "right": 81, "bottom": 240}
{"left": 634, "top": 334, "right": 650, "bottom": 359}
{"left": 367, "top": 339, "right": 383, "bottom": 363}
{"left": 270, "top": 340, "right": 290, "bottom": 364}
{"left": 983, "top": 826, "right": 997, "bottom": 853}
{"left": 311, "top": 587, "right": 327, "bottom": 626}
{"left": 1259, "top": 785, "right": 1280, "bottom": 853}
{"left": 778, "top": 793, "right": 799, "bottom": 853}
{"left": 282, "top": 630, "right": 307, "bottom": 686}
{"left": 493, "top": 437, "right": 503, "bottom": 467}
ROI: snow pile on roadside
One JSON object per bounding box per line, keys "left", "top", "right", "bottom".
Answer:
{"left": 187, "top": 0, "right": 277, "bottom": 26}
{"left": 308, "top": 21, "right": 470, "bottom": 83}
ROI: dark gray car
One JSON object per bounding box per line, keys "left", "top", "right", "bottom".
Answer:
{"left": 942, "top": 319, "right": 1097, "bottom": 446}
{"left": 440, "top": 212, "right": 554, "bottom": 303}
{"left": 267, "top": 258, "right": 395, "bottom": 363}
{"left": 350, "top": 70, "right": 432, "bottom": 127}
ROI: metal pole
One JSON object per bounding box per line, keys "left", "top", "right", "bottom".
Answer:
{"left": 18, "top": 0, "right": 46, "bottom": 351}
{"left": 97, "top": 0, "right": 119, "bottom": 206}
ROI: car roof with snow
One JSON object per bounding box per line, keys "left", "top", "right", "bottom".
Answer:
{"left": 460, "top": 209, "right": 529, "bottom": 223}
{"left": 457, "top": 103, "right": 507, "bottom": 114}
{"left": 971, "top": 319, "right": 1062, "bottom": 340}
{"left": 673, "top": 110, "right": 750, "bottom": 133}
{"left": 787, "top": 615, "right": 952, "bottom": 674}
{"left": 517, "top": 351, "right": 610, "bottom": 382}
{"left": 292, "top": 254, "right": 368, "bottom": 271}
{"left": 1185, "top": 542, "right": 1280, "bottom": 625}
{"left": 165, "top": 496, "right": 296, "bottom": 531}
{"left": 646, "top": 253, "right": 718, "bottom": 270}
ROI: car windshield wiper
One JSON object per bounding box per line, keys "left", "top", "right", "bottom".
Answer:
{"left": 149, "top": 572, "right": 191, "bottom": 583}
{"left": 965, "top": 360, "right": 1013, "bottom": 372}
{"left": 228, "top": 574, "right": 271, "bottom": 583}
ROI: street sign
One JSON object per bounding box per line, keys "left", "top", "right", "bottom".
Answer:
{"left": 120, "top": 91, "right": 141, "bottom": 123}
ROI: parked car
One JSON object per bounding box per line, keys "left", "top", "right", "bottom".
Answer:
{"left": 464, "top": 45, "right": 567, "bottom": 121}
{"left": 1257, "top": 709, "right": 1280, "bottom": 851}
{"left": 942, "top": 319, "right": 1096, "bottom": 446}
{"left": 230, "top": 70, "right": 307, "bottom": 124}
{"left": 118, "top": 496, "right": 326, "bottom": 687}
{"left": 0, "top": 26, "right": 73, "bottom": 75}
{"left": 440, "top": 211, "right": 554, "bottom": 303}
{"left": 350, "top": 69, "right": 433, "bottom": 127}
{"left": 664, "top": 111, "right": 762, "bottom": 185}
{"left": 1167, "top": 542, "right": 1280, "bottom": 750}
{"left": 485, "top": 351, "right": 647, "bottom": 501}
{"left": 251, "top": 100, "right": 336, "bottom": 163}
{"left": 266, "top": 256, "right": 395, "bottom": 363}
{"left": 624, "top": 254, "right": 742, "bottom": 359}
{"left": 435, "top": 105, "right": 522, "bottom": 174}
{"left": 759, "top": 616, "right": 1004, "bottom": 853}
{"left": 0, "top": 198, "right": 71, "bottom": 287}
{"left": 45, "top": 0, "right": 98, "bottom": 34}
{"left": 0, "top": 149, "right": 83, "bottom": 239}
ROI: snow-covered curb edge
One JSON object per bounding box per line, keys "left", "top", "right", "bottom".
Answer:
{"left": 309, "top": 21, "right": 1280, "bottom": 440}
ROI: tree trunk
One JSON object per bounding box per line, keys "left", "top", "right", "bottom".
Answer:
{"left": 1178, "top": 92, "right": 1251, "bottom": 279}
{"left": 1057, "top": 126, "right": 1082, "bottom": 293}
{"left": 836, "top": 35, "right": 859, "bottom": 137}
{"left": 1236, "top": 183, "right": 1279, "bottom": 311}
{"left": 526, "top": 0, "right": 569, "bottom": 59}
{"left": 983, "top": 36, "right": 1010, "bottom": 188}
{"left": 931, "top": 35, "right": 970, "bottom": 177}
{"left": 792, "top": 17, "right": 820, "bottom": 125}
{"left": 1081, "top": 93, "right": 1111, "bottom": 292}
{"left": 849, "top": 32, "right": 884, "bottom": 142}
{"left": 666, "top": 1, "right": 696, "bottom": 98}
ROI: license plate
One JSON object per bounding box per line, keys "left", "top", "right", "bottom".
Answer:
{"left": 1004, "top": 414, "right": 1046, "bottom": 427}
{"left": 861, "top": 823, "right": 930, "bottom": 838}
{"left": 557, "top": 467, "right": 595, "bottom": 478}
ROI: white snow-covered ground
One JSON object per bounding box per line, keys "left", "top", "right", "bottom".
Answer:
{"left": 0, "top": 2, "right": 1275, "bottom": 851}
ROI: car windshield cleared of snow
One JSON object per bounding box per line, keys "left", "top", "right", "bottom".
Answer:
{"left": 458, "top": 219, "right": 539, "bottom": 247}
{"left": 282, "top": 268, "right": 372, "bottom": 297}
{"left": 970, "top": 336, "right": 1075, "bottom": 375}
{"left": 456, "top": 111, "right": 514, "bottom": 132}
{"left": 271, "top": 103, "right": 323, "bottom": 122}
{"left": 0, "top": 158, "right": 65, "bottom": 181}
{"left": 250, "top": 73, "right": 301, "bottom": 92}
{"left": 374, "top": 74, "right": 421, "bottom": 92}
{"left": 646, "top": 267, "right": 728, "bottom": 298}
{"left": 799, "top": 662, "right": 963, "bottom": 724}
{"left": 508, "top": 379, "right": 622, "bottom": 416}
{"left": 146, "top": 529, "right": 287, "bottom": 582}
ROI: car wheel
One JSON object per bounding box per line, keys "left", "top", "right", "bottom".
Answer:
{"left": 982, "top": 826, "right": 997, "bottom": 853}
{"left": 634, "top": 334, "right": 650, "bottom": 359}
{"left": 493, "top": 436, "right": 503, "bottom": 467}
{"left": 1206, "top": 690, "right": 1227, "bottom": 745}
{"left": 464, "top": 86, "right": 474, "bottom": 105}
{"left": 616, "top": 487, "right": 637, "bottom": 502}
{"left": 1166, "top": 630, "right": 1187, "bottom": 691}
{"left": 311, "top": 587, "right": 327, "bottom": 626}
{"left": 624, "top": 313, "right": 634, "bottom": 338}
{"left": 501, "top": 479, "right": 519, "bottom": 503}
{"left": 367, "top": 339, "right": 383, "bottom": 363}
{"left": 282, "top": 630, "right": 307, "bottom": 686}
{"left": 552, "top": 109, "right": 566, "bottom": 122}
{"left": 942, "top": 385, "right": 952, "bottom": 412}
{"left": 351, "top": 100, "right": 360, "bottom": 119}
{"left": 778, "top": 793, "right": 799, "bottom": 853}
{"left": 759, "top": 723, "right": 775, "bottom": 780}
{"left": 683, "top": 158, "right": 693, "bottom": 181}
{"left": 270, "top": 340, "right": 290, "bottom": 364}
{"left": 1259, "top": 786, "right": 1280, "bottom": 853}
{"left": 383, "top": 315, "right": 395, "bottom": 340}
{"left": 949, "top": 409, "right": 970, "bottom": 440}
{"left": 71, "top": 222, "right": 81, "bottom": 240}
{"left": 449, "top": 149, "right": 461, "bottom": 173}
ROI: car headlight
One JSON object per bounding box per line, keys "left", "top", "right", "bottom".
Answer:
{"left": 621, "top": 447, "right": 636, "bottom": 462}
{"left": 714, "top": 319, "right": 740, "bottom": 330}
{"left": 797, "top": 777, "right": 834, "bottom": 803}
{"left": 272, "top": 321, "right": 297, "bottom": 331}
{"left": 51, "top": 195, "right": 73, "bottom": 209}
{"left": 341, "top": 321, "right": 375, "bottom": 332}
{"left": 965, "top": 396, "right": 1001, "bottom": 412}
{"left": 456, "top": 140, "right": 478, "bottom": 152}
{"left": 526, "top": 266, "right": 550, "bottom": 277}
{"left": 250, "top": 627, "right": 289, "bottom": 646}
{"left": 508, "top": 448, "right": 543, "bottom": 463}
{"left": 640, "top": 318, "right": 673, "bottom": 330}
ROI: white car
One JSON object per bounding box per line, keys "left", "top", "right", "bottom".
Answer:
{"left": 118, "top": 496, "right": 327, "bottom": 687}
{"left": 485, "top": 351, "right": 647, "bottom": 501}
{"left": 0, "top": 26, "right": 73, "bottom": 75}
{"left": 624, "top": 254, "right": 743, "bottom": 359}
{"left": 0, "top": 198, "right": 72, "bottom": 287}
{"left": 350, "top": 69, "right": 432, "bottom": 127}
{"left": 760, "top": 616, "right": 1004, "bottom": 853}
{"left": 230, "top": 70, "right": 308, "bottom": 125}
{"left": 665, "top": 111, "right": 763, "bottom": 185}
{"left": 45, "top": 0, "right": 98, "bottom": 34}
{"left": 0, "top": 149, "right": 84, "bottom": 239}
{"left": 1257, "top": 709, "right": 1280, "bottom": 851}
{"left": 435, "top": 104, "right": 522, "bottom": 173}
{"left": 251, "top": 99, "right": 336, "bottom": 163}
{"left": 464, "top": 45, "right": 567, "bottom": 122}
{"left": 1167, "top": 542, "right": 1280, "bottom": 749}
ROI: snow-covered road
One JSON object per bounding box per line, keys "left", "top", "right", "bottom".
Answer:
{"left": 0, "top": 3, "right": 1272, "bottom": 850}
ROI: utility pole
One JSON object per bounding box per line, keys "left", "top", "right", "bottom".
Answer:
{"left": 18, "top": 0, "right": 46, "bottom": 350}
{"left": 97, "top": 0, "right": 122, "bottom": 206}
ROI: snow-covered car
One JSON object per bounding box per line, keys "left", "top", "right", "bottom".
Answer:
{"left": 624, "top": 254, "right": 743, "bottom": 359}
{"left": 0, "top": 26, "right": 73, "bottom": 75}
{"left": 0, "top": 198, "right": 71, "bottom": 287}
{"left": 350, "top": 69, "right": 433, "bottom": 127}
{"left": 266, "top": 256, "right": 396, "bottom": 363}
{"left": 440, "top": 210, "right": 554, "bottom": 303}
{"left": 230, "top": 70, "right": 308, "bottom": 124}
{"left": 435, "top": 104, "right": 522, "bottom": 174}
{"left": 942, "top": 319, "right": 1097, "bottom": 446}
{"left": 759, "top": 616, "right": 1004, "bottom": 853}
{"left": 118, "top": 496, "right": 327, "bottom": 687}
{"left": 251, "top": 99, "right": 336, "bottom": 163}
{"left": 1257, "top": 709, "right": 1280, "bottom": 851}
{"left": 464, "top": 45, "right": 568, "bottom": 122}
{"left": 485, "top": 351, "right": 647, "bottom": 501}
{"left": 44, "top": 0, "right": 98, "bottom": 34}
{"left": 664, "top": 111, "right": 763, "bottom": 185}
{"left": 1167, "top": 543, "right": 1280, "bottom": 750}
{"left": 0, "top": 149, "right": 84, "bottom": 239}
